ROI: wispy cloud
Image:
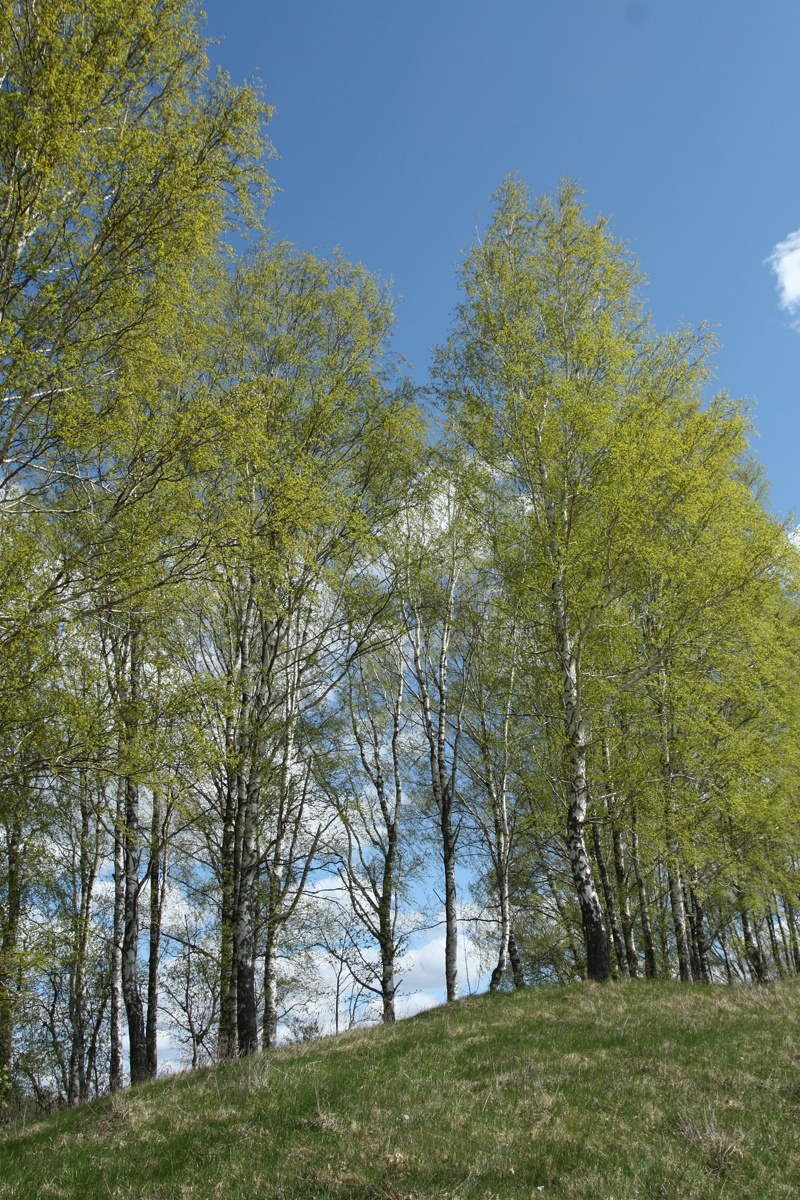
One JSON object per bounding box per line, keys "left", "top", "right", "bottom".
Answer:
{"left": 769, "top": 230, "right": 800, "bottom": 322}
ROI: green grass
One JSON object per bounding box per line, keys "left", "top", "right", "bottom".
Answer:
{"left": 2, "top": 980, "right": 800, "bottom": 1199}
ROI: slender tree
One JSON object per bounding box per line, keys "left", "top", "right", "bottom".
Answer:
{"left": 435, "top": 177, "right": 783, "bottom": 980}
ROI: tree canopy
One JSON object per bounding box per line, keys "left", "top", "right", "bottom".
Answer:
{"left": 1, "top": 6, "right": 799, "bottom": 1117}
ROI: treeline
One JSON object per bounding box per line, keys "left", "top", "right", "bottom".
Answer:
{"left": 2, "top": 0, "right": 800, "bottom": 1114}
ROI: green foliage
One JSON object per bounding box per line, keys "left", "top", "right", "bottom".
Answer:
{"left": 1, "top": 26, "right": 799, "bottom": 1117}
{"left": 433, "top": 176, "right": 800, "bottom": 983}
{"left": 0, "top": 0, "right": 272, "bottom": 638}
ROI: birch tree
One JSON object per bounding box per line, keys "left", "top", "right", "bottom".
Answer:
{"left": 185, "top": 241, "right": 420, "bottom": 1057}
{"left": 0, "top": 0, "right": 269, "bottom": 644}
{"left": 326, "top": 643, "right": 418, "bottom": 1024}
{"left": 459, "top": 601, "right": 527, "bottom": 992}
{"left": 435, "top": 177, "right": 772, "bottom": 980}
{"left": 396, "top": 472, "right": 479, "bottom": 1003}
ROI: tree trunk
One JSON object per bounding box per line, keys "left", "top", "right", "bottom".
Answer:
{"left": 720, "top": 925, "right": 734, "bottom": 984}
{"left": 608, "top": 797, "right": 638, "bottom": 977}
{"left": 568, "top": 804, "right": 610, "bottom": 981}
{"left": 486, "top": 726, "right": 513, "bottom": 994}
{"left": 218, "top": 773, "right": 238, "bottom": 1060}
{"left": 755, "top": 921, "right": 770, "bottom": 983}
{"left": 145, "top": 791, "right": 167, "bottom": 1080}
{"left": 122, "top": 769, "right": 147, "bottom": 1084}
{"left": 262, "top": 686, "right": 312, "bottom": 1050}
{"left": 543, "top": 857, "right": 583, "bottom": 977}
{"left": 87, "top": 987, "right": 109, "bottom": 1101}
{"left": 630, "top": 807, "right": 657, "bottom": 979}
{"left": 591, "top": 819, "right": 628, "bottom": 978}
{"left": 489, "top": 871, "right": 511, "bottom": 993}
{"left": 379, "top": 920, "right": 397, "bottom": 1025}
{"left": 552, "top": 572, "right": 610, "bottom": 982}
{"left": 508, "top": 929, "right": 526, "bottom": 988}
{"left": 441, "top": 797, "right": 459, "bottom": 1001}
{"left": 261, "top": 783, "right": 287, "bottom": 1054}
{"left": 683, "top": 879, "right": 703, "bottom": 982}
{"left": 68, "top": 775, "right": 101, "bottom": 1105}
{"left": 262, "top": 920, "right": 280, "bottom": 1051}
{"left": 656, "top": 684, "right": 692, "bottom": 984}
{"left": 772, "top": 893, "right": 793, "bottom": 974}
{"left": 378, "top": 790, "right": 399, "bottom": 1024}
{"left": 782, "top": 893, "right": 800, "bottom": 974}
{"left": 110, "top": 774, "right": 125, "bottom": 1092}
{"left": 410, "top": 598, "right": 461, "bottom": 1003}
{"left": 219, "top": 584, "right": 258, "bottom": 1060}
{"left": 227, "top": 583, "right": 260, "bottom": 1057}
{"left": 121, "top": 623, "right": 147, "bottom": 1086}
{"left": 0, "top": 810, "right": 22, "bottom": 1109}
{"left": 690, "top": 878, "right": 712, "bottom": 984}
{"left": 655, "top": 861, "right": 672, "bottom": 977}
{"left": 666, "top": 849, "right": 690, "bottom": 979}
{"left": 740, "top": 908, "right": 769, "bottom": 984}
{"left": 233, "top": 778, "right": 259, "bottom": 1057}
{"left": 765, "top": 906, "right": 785, "bottom": 978}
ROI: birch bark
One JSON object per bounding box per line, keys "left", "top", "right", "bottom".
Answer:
{"left": 409, "top": 582, "right": 462, "bottom": 1003}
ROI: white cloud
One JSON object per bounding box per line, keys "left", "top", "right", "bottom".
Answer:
{"left": 400, "top": 923, "right": 490, "bottom": 1000}
{"left": 394, "top": 991, "right": 440, "bottom": 1020}
{"left": 769, "top": 230, "right": 800, "bottom": 321}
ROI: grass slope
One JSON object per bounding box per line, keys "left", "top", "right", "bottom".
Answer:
{"left": 2, "top": 980, "right": 800, "bottom": 1199}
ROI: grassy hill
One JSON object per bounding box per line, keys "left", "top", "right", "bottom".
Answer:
{"left": 2, "top": 980, "right": 799, "bottom": 1200}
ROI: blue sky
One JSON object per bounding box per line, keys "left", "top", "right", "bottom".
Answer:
{"left": 203, "top": 0, "right": 800, "bottom": 520}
